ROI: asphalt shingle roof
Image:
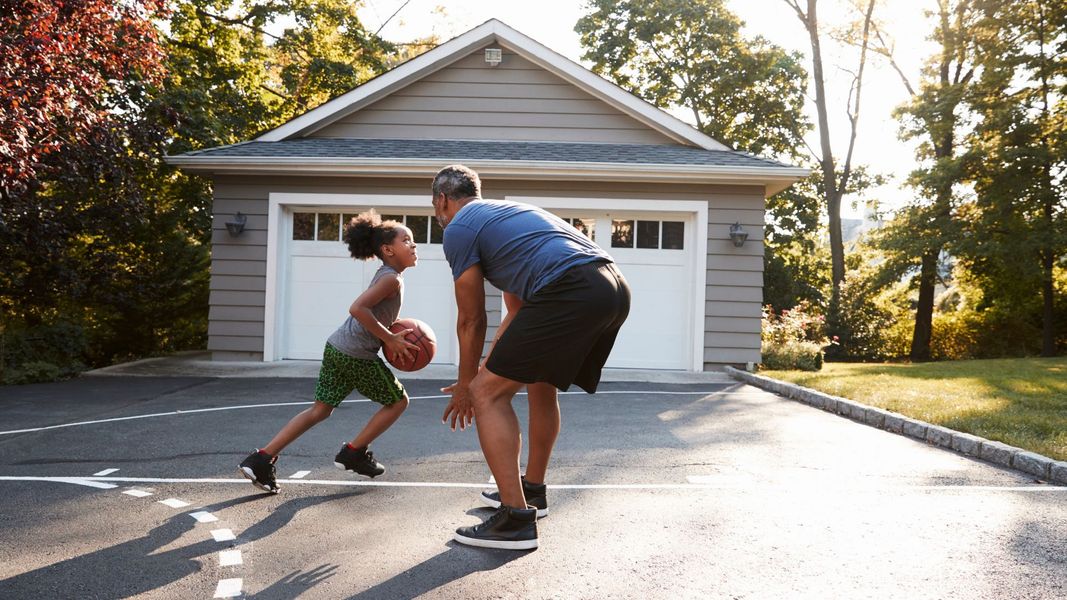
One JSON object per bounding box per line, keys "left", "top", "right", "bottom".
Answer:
{"left": 179, "top": 138, "right": 793, "bottom": 169}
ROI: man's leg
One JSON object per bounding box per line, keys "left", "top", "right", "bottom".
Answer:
{"left": 524, "top": 382, "right": 559, "bottom": 484}
{"left": 469, "top": 368, "right": 526, "bottom": 508}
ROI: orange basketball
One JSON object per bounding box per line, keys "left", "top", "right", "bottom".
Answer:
{"left": 386, "top": 318, "right": 437, "bottom": 372}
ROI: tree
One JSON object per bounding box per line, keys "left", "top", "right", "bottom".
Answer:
{"left": 782, "top": 0, "right": 878, "bottom": 306}
{"left": 576, "top": 0, "right": 822, "bottom": 315}
{"left": 964, "top": 0, "right": 1066, "bottom": 356}
{"left": 0, "top": 0, "right": 167, "bottom": 195}
{"left": 873, "top": 0, "right": 980, "bottom": 361}
{"left": 576, "top": 0, "right": 810, "bottom": 159}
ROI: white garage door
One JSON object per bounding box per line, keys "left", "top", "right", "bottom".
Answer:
{"left": 552, "top": 211, "right": 694, "bottom": 370}
{"left": 282, "top": 208, "right": 456, "bottom": 363}
{"left": 282, "top": 206, "right": 695, "bottom": 371}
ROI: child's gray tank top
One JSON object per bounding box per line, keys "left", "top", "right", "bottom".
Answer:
{"left": 326, "top": 264, "right": 402, "bottom": 360}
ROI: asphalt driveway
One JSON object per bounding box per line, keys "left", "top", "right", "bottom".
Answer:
{"left": 0, "top": 374, "right": 1064, "bottom": 599}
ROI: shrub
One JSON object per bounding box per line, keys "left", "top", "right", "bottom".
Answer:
{"left": 761, "top": 340, "right": 825, "bottom": 371}
{"left": 761, "top": 302, "right": 829, "bottom": 370}
{"left": 6, "top": 361, "right": 63, "bottom": 385}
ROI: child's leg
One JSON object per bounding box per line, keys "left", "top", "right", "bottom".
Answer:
{"left": 348, "top": 395, "right": 408, "bottom": 449}
{"left": 262, "top": 401, "right": 334, "bottom": 456}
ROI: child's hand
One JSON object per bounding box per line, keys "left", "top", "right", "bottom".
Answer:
{"left": 384, "top": 329, "right": 418, "bottom": 364}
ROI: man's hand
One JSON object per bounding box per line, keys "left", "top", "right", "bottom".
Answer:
{"left": 441, "top": 381, "right": 475, "bottom": 431}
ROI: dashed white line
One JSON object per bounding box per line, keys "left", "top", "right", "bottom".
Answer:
{"left": 122, "top": 489, "right": 153, "bottom": 498}
{"left": 213, "top": 578, "right": 242, "bottom": 598}
{"left": 211, "top": 529, "right": 236, "bottom": 542}
{"left": 289, "top": 470, "right": 311, "bottom": 479}
{"left": 158, "top": 498, "right": 190, "bottom": 508}
{"left": 93, "top": 468, "right": 119, "bottom": 476}
{"left": 219, "top": 549, "right": 243, "bottom": 567}
{"left": 189, "top": 511, "right": 218, "bottom": 523}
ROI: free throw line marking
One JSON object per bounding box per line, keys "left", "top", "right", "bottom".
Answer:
{"left": 0, "top": 391, "right": 717, "bottom": 436}
{"left": 1, "top": 476, "right": 1061, "bottom": 493}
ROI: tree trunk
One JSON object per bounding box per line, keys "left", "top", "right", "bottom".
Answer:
{"left": 910, "top": 249, "right": 939, "bottom": 361}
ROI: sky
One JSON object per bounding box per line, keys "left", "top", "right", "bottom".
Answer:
{"left": 357, "top": 0, "right": 940, "bottom": 219}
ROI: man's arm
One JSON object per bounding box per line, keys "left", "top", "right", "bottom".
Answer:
{"left": 442, "top": 263, "right": 487, "bottom": 430}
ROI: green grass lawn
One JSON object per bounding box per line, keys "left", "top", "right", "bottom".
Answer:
{"left": 762, "top": 356, "right": 1067, "bottom": 462}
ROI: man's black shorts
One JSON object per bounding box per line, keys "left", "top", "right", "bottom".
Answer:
{"left": 485, "top": 260, "right": 630, "bottom": 393}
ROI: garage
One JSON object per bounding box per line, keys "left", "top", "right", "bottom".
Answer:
{"left": 173, "top": 19, "right": 807, "bottom": 371}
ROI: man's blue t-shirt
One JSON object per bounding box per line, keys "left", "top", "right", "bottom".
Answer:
{"left": 443, "top": 199, "right": 612, "bottom": 301}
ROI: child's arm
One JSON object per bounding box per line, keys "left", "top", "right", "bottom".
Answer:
{"left": 348, "top": 273, "right": 418, "bottom": 363}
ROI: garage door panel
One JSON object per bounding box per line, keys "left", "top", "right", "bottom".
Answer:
{"left": 606, "top": 263, "right": 689, "bottom": 369}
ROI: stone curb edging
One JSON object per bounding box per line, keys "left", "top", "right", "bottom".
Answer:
{"left": 724, "top": 366, "right": 1067, "bottom": 487}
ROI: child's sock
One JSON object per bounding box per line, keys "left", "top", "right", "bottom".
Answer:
{"left": 346, "top": 443, "right": 367, "bottom": 452}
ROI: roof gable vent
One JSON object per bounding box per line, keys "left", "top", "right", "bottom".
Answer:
{"left": 484, "top": 48, "right": 502, "bottom": 67}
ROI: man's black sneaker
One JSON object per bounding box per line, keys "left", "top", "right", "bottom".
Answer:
{"left": 239, "top": 449, "right": 279, "bottom": 494}
{"left": 454, "top": 505, "right": 538, "bottom": 550}
{"left": 334, "top": 444, "right": 385, "bottom": 478}
{"left": 480, "top": 476, "right": 548, "bottom": 517}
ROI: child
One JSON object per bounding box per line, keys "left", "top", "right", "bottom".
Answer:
{"left": 239, "top": 212, "right": 420, "bottom": 494}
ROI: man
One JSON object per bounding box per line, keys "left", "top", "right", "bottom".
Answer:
{"left": 432, "top": 164, "right": 630, "bottom": 550}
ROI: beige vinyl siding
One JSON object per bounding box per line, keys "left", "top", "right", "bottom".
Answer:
{"left": 209, "top": 193, "right": 269, "bottom": 360}
{"left": 311, "top": 49, "right": 675, "bottom": 145}
{"left": 703, "top": 187, "right": 765, "bottom": 367}
{"left": 206, "top": 176, "right": 765, "bottom": 368}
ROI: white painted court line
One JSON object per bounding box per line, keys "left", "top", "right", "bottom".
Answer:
{"left": 190, "top": 511, "right": 218, "bottom": 523}
{"left": 219, "top": 549, "right": 243, "bottom": 566}
{"left": 51, "top": 477, "right": 117, "bottom": 489}
{"left": 214, "top": 578, "right": 242, "bottom": 598}
{"left": 93, "top": 468, "right": 119, "bottom": 476}
{"left": 158, "top": 498, "right": 190, "bottom": 508}
{"left": 211, "top": 529, "right": 236, "bottom": 542}
{"left": 289, "top": 470, "right": 311, "bottom": 479}
{"left": 0, "top": 390, "right": 717, "bottom": 436}
{"left": 122, "top": 489, "right": 153, "bottom": 498}
{"left": 2, "top": 475, "right": 1062, "bottom": 493}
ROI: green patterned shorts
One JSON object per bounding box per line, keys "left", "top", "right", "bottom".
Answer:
{"left": 314, "top": 343, "right": 406, "bottom": 407}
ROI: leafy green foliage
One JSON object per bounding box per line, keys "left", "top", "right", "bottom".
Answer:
{"left": 0, "top": 0, "right": 397, "bottom": 381}
{"left": 761, "top": 302, "right": 830, "bottom": 370}
{"left": 576, "top": 0, "right": 810, "bottom": 159}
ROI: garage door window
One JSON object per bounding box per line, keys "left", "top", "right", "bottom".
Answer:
{"left": 381, "top": 213, "right": 444, "bottom": 245}
{"left": 294, "top": 212, "right": 443, "bottom": 244}
{"left": 612, "top": 219, "right": 684, "bottom": 250}
{"left": 562, "top": 217, "right": 596, "bottom": 240}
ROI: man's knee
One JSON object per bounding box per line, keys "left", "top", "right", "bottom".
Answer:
{"left": 469, "top": 372, "right": 521, "bottom": 410}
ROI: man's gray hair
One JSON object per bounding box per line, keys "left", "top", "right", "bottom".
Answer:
{"left": 432, "top": 164, "right": 481, "bottom": 201}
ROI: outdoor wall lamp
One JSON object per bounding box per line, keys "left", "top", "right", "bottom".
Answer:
{"left": 226, "top": 212, "right": 247, "bottom": 236}
{"left": 729, "top": 222, "right": 748, "bottom": 247}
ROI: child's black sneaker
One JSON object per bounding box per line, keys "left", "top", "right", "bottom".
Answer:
{"left": 454, "top": 505, "right": 538, "bottom": 550}
{"left": 334, "top": 444, "right": 385, "bottom": 478}
{"left": 239, "top": 449, "right": 279, "bottom": 494}
{"left": 480, "top": 476, "right": 548, "bottom": 517}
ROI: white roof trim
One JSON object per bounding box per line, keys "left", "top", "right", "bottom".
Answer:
{"left": 256, "top": 19, "right": 728, "bottom": 151}
{"left": 164, "top": 156, "right": 808, "bottom": 196}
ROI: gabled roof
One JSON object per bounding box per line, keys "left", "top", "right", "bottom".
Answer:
{"left": 256, "top": 19, "right": 728, "bottom": 151}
